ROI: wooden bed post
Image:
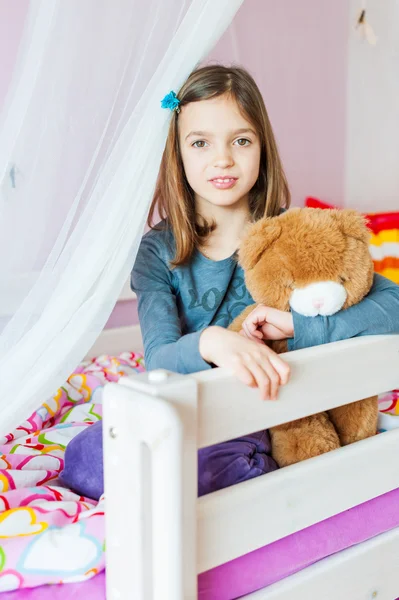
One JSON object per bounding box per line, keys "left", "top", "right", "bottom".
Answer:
{"left": 103, "top": 370, "right": 198, "bottom": 600}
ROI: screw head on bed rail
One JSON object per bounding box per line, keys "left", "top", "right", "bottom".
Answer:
{"left": 109, "top": 426, "right": 118, "bottom": 439}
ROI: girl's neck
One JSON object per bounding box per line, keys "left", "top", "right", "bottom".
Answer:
{"left": 196, "top": 195, "right": 251, "bottom": 261}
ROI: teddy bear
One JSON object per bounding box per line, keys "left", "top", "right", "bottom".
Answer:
{"left": 229, "top": 207, "right": 378, "bottom": 467}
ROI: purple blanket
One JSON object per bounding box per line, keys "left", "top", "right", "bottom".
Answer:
{"left": 60, "top": 420, "right": 278, "bottom": 500}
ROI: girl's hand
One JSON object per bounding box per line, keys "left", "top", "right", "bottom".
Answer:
{"left": 240, "top": 305, "right": 294, "bottom": 343}
{"left": 199, "top": 326, "right": 290, "bottom": 401}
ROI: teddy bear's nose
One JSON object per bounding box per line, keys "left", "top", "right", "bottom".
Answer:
{"left": 313, "top": 298, "right": 324, "bottom": 308}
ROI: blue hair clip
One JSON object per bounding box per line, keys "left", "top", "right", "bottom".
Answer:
{"left": 161, "top": 90, "right": 181, "bottom": 113}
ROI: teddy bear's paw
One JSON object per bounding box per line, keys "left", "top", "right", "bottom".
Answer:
{"left": 328, "top": 397, "right": 378, "bottom": 446}
{"left": 270, "top": 413, "right": 341, "bottom": 467}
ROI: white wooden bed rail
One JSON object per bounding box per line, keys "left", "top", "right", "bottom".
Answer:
{"left": 102, "top": 333, "right": 399, "bottom": 600}
{"left": 248, "top": 526, "right": 399, "bottom": 600}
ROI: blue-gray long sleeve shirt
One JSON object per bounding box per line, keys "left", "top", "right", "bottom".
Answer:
{"left": 131, "top": 224, "right": 399, "bottom": 374}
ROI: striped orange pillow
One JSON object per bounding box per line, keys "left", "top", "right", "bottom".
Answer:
{"left": 305, "top": 198, "right": 399, "bottom": 284}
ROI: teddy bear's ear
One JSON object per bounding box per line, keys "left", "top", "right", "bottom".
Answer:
{"left": 333, "top": 209, "right": 371, "bottom": 243}
{"left": 238, "top": 218, "right": 282, "bottom": 270}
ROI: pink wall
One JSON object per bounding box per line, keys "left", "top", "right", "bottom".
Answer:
{"left": 0, "top": 0, "right": 349, "bottom": 330}
{"left": 208, "top": 0, "right": 348, "bottom": 207}
{"left": 106, "top": 298, "right": 137, "bottom": 329}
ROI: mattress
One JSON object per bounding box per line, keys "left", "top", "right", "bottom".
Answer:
{"left": 2, "top": 488, "right": 399, "bottom": 599}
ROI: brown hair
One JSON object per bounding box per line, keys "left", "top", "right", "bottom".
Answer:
{"left": 147, "top": 64, "right": 291, "bottom": 266}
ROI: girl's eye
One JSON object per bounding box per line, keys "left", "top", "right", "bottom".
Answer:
{"left": 192, "top": 140, "right": 208, "bottom": 148}
{"left": 234, "top": 138, "right": 251, "bottom": 146}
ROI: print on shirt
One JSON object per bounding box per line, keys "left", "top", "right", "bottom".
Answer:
{"left": 188, "top": 274, "right": 253, "bottom": 327}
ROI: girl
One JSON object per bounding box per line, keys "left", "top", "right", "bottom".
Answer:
{"left": 131, "top": 65, "right": 399, "bottom": 401}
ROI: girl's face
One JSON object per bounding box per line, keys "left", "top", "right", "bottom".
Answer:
{"left": 178, "top": 94, "right": 261, "bottom": 212}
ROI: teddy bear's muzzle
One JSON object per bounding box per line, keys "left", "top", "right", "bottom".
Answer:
{"left": 289, "top": 281, "right": 347, "bottom": 317}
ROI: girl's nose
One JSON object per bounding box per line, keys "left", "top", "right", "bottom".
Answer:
{"left": 213, "top": 148, "right": 234, "bottom": 168}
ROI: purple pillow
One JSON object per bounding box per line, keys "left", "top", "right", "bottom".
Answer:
{"left": 61, "top": 421, "right": 105, "bottom": 501}
{"left": 60, "top": 421, "right": 278, "bottom": 500}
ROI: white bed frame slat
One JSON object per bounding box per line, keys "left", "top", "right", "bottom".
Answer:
{"left": 192, "top": 334, "right": 399, "bottom": 447}
{"left": 102, "top": 329, "right": 399, "bottom": 600}
{"left": 246, "top": 526, "right": 399, "bottom": 600}
{"left": 198, "top": 427, "right": 399, "bottom": 571}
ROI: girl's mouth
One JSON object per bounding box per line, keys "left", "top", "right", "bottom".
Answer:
{"left": 209, "top": 177, "right": 238, "bottom": 190}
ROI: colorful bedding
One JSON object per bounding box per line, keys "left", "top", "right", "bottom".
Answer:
{"left": 2, "top": 481, "right": 399, "bottom": 600}
{"left": 0, "top": 352, "right": 398, "bottom": 597}
{"left": 0, "top": 353, "right": 144, "bottom": 593}
{"left": 378, "top": 389, "right": 399, "bottom": 431}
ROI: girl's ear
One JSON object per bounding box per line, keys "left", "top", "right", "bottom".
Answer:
{"left": 332, "top": 209, "right": 371, "bottom": 243}
{"left": 238, "top": 217, "right": 282, "bottom": 270}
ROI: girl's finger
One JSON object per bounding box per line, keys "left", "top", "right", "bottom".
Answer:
{"left": 243, "top": 354, "right": 273, "bottom": 401}
{"left": 245, "top": 313, "right": 267, "bottom": 333}
{"left": 257, "top": 358, "right": 281, "bottom": 400}
{"left": 242, "top": 323, "right": 263, "bottom": 341}
{"left": 243, "top": 320, "right": 263, "bottom": 338}
{"left": 244, "top": 326, "right": 263, "bottom": 340}
{"left": 231, "top": 359, "right": 257, "bottom": 388}
{"left": 260, "top": 323, "right": 287, "bottom": 341}
{"left": 253, "top": 356, "right": 281, "bottom": 400}
{"left": 269, "top": 355, "right": 291, "bottom": 385}
{"left": 262, "top": 307, "right": 292, "bottom": 336}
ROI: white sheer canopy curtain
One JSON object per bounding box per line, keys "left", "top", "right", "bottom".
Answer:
{"left": 0, "top": 0, "right": 244, "bottom": 433}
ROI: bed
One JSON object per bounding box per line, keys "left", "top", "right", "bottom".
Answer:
{"left": 99, "top": 326, "right": 399, "bottom": 600}
{"left": 0, "top": 322, "right": 398, "bottom": 599}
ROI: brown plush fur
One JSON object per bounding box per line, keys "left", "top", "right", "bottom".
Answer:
{"left": 229, "top": 208, "right": 378, "bottom": 467}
